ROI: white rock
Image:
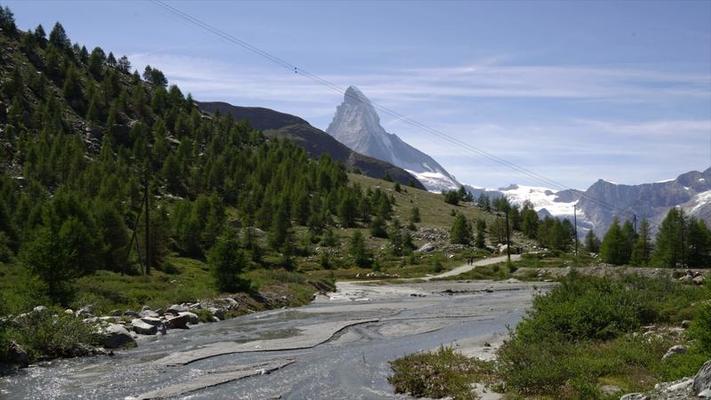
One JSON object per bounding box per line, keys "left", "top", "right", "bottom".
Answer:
{"left": 131, "top": 318, "right": 158, "bottom": 335}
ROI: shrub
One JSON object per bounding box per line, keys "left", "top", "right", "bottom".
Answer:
{"left": 497, "top": 273, "right": 710, "bottom": 397}
{"left": 689, "top": 302, "right": 711, "bottom": 355}
{"left": 5, "top": 308, "right": 101, "bottom": 362}
{"left": 389, "top": 347, "right": 493, "bottom": 400}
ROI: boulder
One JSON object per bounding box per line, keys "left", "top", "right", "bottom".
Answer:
{"left": 415, "top": 242, "right": 436, "bottom": 253}
{"left": 694, "top": 360, "right": 711, "bottom": 394}
{"left": 662, "top": 345, "right": 688, "bottom": 360}
{"left": 165, "top": 314, "right": 189, "bottom": 330}
{"left": 220, "top": 297, "right": 239, "bottom": 309}
{"left": 694, "top": 275, "right": 706, "bottom": 285}
{"left": 123, "top": 310, "right": 139, "bottom": 317}
{"left": 7, "top": 341, "right": 29, "bottom": 368}
{"left": 139, "top": 309, "right": 160, "bottom": 319}
{"left": 653, "top": 377, "right": 693, "bottom": 397}
{"left": 682, "top": 320, "right": 692, "bottom": 329}
{"left": 32, "top": 305, "right": 47, "bottom": 313}
{"left": 207, "top": 307, "right": 225, "bottom": 320}
{"left": 620, "top": 394, "right": 648, "bottom": 400}
{"left": 178, "top": 311, "right": 199, "bottom": 325}
{"left": 166, "top": 304, "right": 189, "bottom": 314}
{"left": 131, "top": 318, "right": 158, "bottom": 335}
{"left": 140, "top": 317, "right": 163, "bottom": 326}
{"left": 600, "top": 385, "right": 621, "bottom": 396}
{"left": 75, "top": 306, "right": 94, "bottom": 318}
{"left": 101, "top": 324, "right": 136, "bottom": 349}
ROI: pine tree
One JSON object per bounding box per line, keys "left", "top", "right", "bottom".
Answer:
{"left": 450, "top": 214, "right": 472, "bottom": 245}
{"left": 208, "top": 229, "right": 248, "bottom": 292}
{"left": 621, "top": 220, "right": 637, "bottom": 264}
{"left": 475, "top": 219, "right": 487, "bottom": 248}
{"left": 338, "top": 193, "right": 357, "bottom": 228}
{"left": 652, "top": 208, "right": 686, "bottom": 267}
{"left": 48, "top": 22, "right": 70, "bottom": 49}
{"left": 477, "top": 193, "right": 491, "bottom": 212}
{"left": 584, "top": 229, "right": 600, "bottom": 253}
{"left": 410, "top": 207, "right": 421, "bottom": 224}
{"left": 521, "top": 202, "right": 539, "bottom": 239}
{"left": 630, "top": 219, "right": 652, "bottom": 266}
{"left": 269, "top": 200, "right": 291, "bottom": 251}
{"left": 600, "top": 218, "right": 627, "bottom": 265}
{"left": 687, "top": 218, "right": 711, "bottom": 268}
{"left": 88, "top": 47, "right": 106, "bottom": 79}
{"left": 349, "top": 231, "right": 371, "bottom": 268}
{"left": 370, "top": 216, "right": 387, "bottom": 238}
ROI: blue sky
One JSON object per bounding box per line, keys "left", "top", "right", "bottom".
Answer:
{"left": 7, "top": 0, "right": 711, "bottom": 189}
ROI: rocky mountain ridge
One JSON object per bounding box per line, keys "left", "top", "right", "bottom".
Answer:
{"left": 326, "top": 86, "right": 459, "bottom": 192}
{"left": 196, "top": 101, "right": 425, "bottom": 190}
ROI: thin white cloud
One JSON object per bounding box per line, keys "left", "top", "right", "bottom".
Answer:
{"left": 129, "top": 53, "right": 711, "bottom": 107}
{"left": 127, "top": 52, "right": 711, "bottom": 189}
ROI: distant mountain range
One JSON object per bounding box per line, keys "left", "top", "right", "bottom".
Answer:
{"left": 474, "top": 168, "right": 711, "bottom": 236}
{"left": 325, "top": 86, "right": 459, "bottom": 192}
{"left": 199, "top": 92, "right": 710, "bottom": 238}
{"left": 196, "top": 101, "right": 425, "bottom": 190}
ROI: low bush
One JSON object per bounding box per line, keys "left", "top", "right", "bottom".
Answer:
{"left": 497, "top": 273, "right": 710, "bottom": 398}
{"left": 389, "top": 346, "right": 493, "bottom": 400}
{"left": 3, "top": 308, "right": 101, "bottom": 362}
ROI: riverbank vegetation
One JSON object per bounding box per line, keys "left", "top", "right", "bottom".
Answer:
{"left": 390, "top": 272, "right": 711, "bottom": 399}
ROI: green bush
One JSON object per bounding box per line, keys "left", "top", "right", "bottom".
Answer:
{"left": 389, "top": 346, "right": 493, "bottom": 400}
{"left": 497, "top": 273, "right": 709, "bottom": 398}
{"left": 4, "top": 308, "right": 101, "bottom": 362}
{"left": 689, "top": 302, "right": 711, "bottom": 355}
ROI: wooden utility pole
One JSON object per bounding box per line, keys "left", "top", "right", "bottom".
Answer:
{"left": 144, "top": 144, "right": 151, "bottom": 275}
{"left": 504, "top": 209, "right": 511, "bottom": 265}
{"left": 573, "top": 204, "right": 579, "bottom": 257}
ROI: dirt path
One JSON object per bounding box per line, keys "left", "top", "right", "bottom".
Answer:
{"left": 426, "top": 254, "right": 522, "bottom": 280}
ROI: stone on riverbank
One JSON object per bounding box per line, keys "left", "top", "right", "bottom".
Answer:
{"left": 101, "top": 324, "right": 136, "bottom": 349}
{"left": 131, "top": 319, "right": 158, "bottom": 335}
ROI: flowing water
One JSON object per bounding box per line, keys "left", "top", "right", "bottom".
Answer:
{"left": 0, "top": 278, "right": 548, "bottom": 400}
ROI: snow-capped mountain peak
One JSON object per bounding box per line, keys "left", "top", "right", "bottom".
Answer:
{"left": 327, "top": 86, "right": 459, "bottom": 192}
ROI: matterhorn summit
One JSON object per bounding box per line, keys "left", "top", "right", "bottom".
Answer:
{"left": 326, "top": 86, "right": 459, "bottom": 192}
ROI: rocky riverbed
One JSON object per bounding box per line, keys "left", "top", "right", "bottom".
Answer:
{"left": 0, "top": 278, "right": 552, "bottom": 399}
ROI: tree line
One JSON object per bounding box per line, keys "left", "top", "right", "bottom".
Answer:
{"left": 0, "top": 13, "right": 408, "bottom": 303}
{"left": 447, "top": 190, "right": 710, "bottom": 268}
{"left": 593, "top": 208, "right": 710, "bottom": 267}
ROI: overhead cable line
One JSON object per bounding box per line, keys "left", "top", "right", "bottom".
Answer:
{"left": 150, "top": 0, "right": 657, "bottom": 229}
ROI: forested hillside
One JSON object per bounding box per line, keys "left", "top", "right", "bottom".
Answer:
{"left": 0, "top": 8, "right": 404, "bottom": 307}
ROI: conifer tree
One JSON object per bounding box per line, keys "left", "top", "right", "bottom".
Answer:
{"left": 410, "top": 207, "right": 421, "bottom": 224}
{"left": 630, "top": 219, "right": 652, "bottom": 266}
{"left": 584, "top": 229, "right": 600, "bottom": 253}
{"left": 687, "top": 218, "right": 711, "bottom": 267}
{"left": 370, "top": 216, "right": 387, "bottom": 238}
{"left": 269, "top": 200, "right": 291, "bottom": 251}
{"left": 450, "top": 213, "right": 472, "bottom": 245}
{"left": 48, "top": 22, "right": 70, "bottom": 49}
{"left": 521, "top": 201, "right": 539, "bottom": 239}
{"left": 475, "top": 219, "right": 487, "bottom": 248}
{"left": 208, "top": 229, "right": 248, "bottom": 292}
{"left": 349, "top": 231, "right": 371, "bottom": 268}
{"left": 600, "top": 218, "right": 627, "bottom": 265}
{"left": 652, "top": 208, "right": 686, "bottom": 267}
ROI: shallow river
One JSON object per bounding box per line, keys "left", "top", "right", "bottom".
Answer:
{"left": 0, "top": 279, "right": 548, "bottom": 400}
